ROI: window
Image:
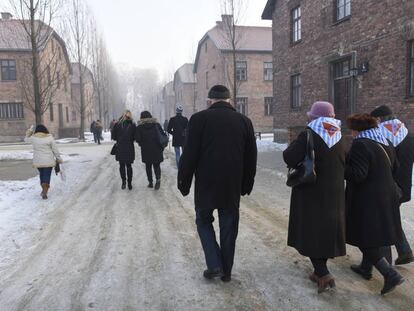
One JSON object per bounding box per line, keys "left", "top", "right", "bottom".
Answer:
{"left": 236, "top": 97, "right": 248, "bottom": 115}
{"left": 72, "top": 110, "right": 77, "bottom": 121}
{"left": 264, "top": 97, "right": 273, "bottom": 116}
{"left": 291, "top": 6, "right": 301, "bottom": 43}
{"left": 334, "top": 58, "right": 351, "bottom": 78}
{"left": 206, "top": 71, "right": 209, "bottom": 89}
{"left": 264, "top": 62, "right": 273, "bottom": 81}
{"left": 0, "top": 103, "right": 24, "bottom": 119}
{"left": 1, "top": 60, "right": 17, "bottom": 81}
{"left": 409, "top": 40, "right": 414, "bottom": 97}
{"left": 336, "top": 0, "right": 351, "bottom": 21}
{"left": 66, "top": 106, "right": 69, "bottom": 123}
{"left": 50, "top": 103, "right": 54, "bottom": 122}
{"left": 291, "top": 74, "right": 302, "bottom": 108}
{"left": 236, "top": 61, "right": 247, "bottom": 81}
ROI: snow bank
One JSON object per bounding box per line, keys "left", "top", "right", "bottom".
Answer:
{"left": 256, "top": 140, "right": 287, "bottom": 152}
{"left": 0, "top": 151, "right": 33, "bottom": 161}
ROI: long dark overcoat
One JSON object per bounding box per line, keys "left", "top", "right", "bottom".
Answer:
{"left": 111, "top": 119, "right": 136, "bottom": 164}
{"left": 168, "top": 114, "right": 188, "bottom": 147}
{"left": 395, "top": 133, "right": 414, "bottom": 203}
{"left": 135, "top": 118, "right": 164, "bottom": 164}
{"left": 283, "top": 130, "right": 347, "bottom": 259}
{"left": 345, "top": 138, "right": 402, "bottom": 248}
{"left": 178, "top": 101, "right": 257, "bottom": 210}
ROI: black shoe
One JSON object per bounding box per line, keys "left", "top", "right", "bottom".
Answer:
{"left": 121, "top": 181, "right": 126, "bottom": 190}
{"left": 221, "top": 275, "right": 231, "bottom": 282}
{"left": 374, "top": 258, "right": 405, "bottom": 295}
{"left": 395, "top": 252, "right": 414, "bottom": 265}
{"left": 350, "top": 264, "right": 373, "bottom": 280}
{"left": 128, "top": 183, "right": 132, "bottom": 190}
{"left": 154, "top": 179, "right": 161, "bottom": 190}
{"left": 203, "top": 269, "right": 223, "bottom": 280}
{"left": 148, "top": 182, "right": 153, "bottom": 188}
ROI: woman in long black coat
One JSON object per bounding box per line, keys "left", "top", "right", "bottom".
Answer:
{"left": 111, "top": 111, "right": 136, "bottom": 190}
{"left": 136, "top": 111, "right": 165, "bottom": 190}
{"left": 345, "top": 113, "right": 404, "bottom": 295}
{"left": 283, "top": 101, "right": 346, "bottom": 293}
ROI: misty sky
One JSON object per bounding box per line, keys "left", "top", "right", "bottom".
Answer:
{"left": 87, "top": 0, "right": 271, "bottom": 80}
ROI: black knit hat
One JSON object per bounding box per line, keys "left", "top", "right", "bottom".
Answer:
{"left": 140, "top": 111, "right": 152, "bottom": 119}
{"left": 370, "top": 105, "right": 393, "bottom": 118}
{"left": 208, "top": 85, "right": 231, "bottom": 99}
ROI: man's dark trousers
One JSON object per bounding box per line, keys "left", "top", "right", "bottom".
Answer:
{"left": 196, "top": 208, "right": 239, "bottom": 276}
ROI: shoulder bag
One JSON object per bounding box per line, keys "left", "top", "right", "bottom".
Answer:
{"left": 376, "top": 143, "right": 403, "bottom": 201}
{"left": 157, "top": 125, "right": 169, "bottom": 149}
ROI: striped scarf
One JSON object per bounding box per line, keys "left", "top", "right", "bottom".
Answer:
{"left": 378, "top": 119, "right": 408, "bottom": 147}
{"left": 356, "top": 128, "right": 389, "bottom": 146}
{"left": 308, "top": 117, "right": 342, "bottom": 148}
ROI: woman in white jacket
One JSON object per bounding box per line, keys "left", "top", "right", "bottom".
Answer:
{"left": 25, "top": 125, "right": 63, "bottom": 199}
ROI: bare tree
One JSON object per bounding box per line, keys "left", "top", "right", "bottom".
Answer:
{"left": 8, "top": 0, "right": 63, "bottom": 124}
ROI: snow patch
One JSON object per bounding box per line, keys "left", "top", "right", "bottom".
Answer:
{"left": 0, "top": 151, "right": 33, "bottom": 161}
{"left": 256, "top": 140, "right": 287, "bottom": 152}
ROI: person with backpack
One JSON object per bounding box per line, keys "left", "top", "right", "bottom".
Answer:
{"left": 168, "top": 106, "right": 188, "bottom": 166}
{"left": 136, "top": 111, "right": 166, "bottom": 190}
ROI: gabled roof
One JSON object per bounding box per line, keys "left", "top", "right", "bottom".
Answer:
{"left": 194, "top": 21, "right": 272, "bottom": 73}
{"left": 0, "top": 19, "right": 72, "bottom": 73}
{"left": 71, "top": 62, "right": 94, "bottom": 84}
{"left": 262, "top": 0, "right": 276, "bottom": 20}
{"left": 174, "top": 63, "right": 195, "bottom": 85}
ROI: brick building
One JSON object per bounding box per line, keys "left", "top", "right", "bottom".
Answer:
{"left": 262, "top": 0, "right": 414, "bottom": 142}
{"left": 193, "top": 15, "right": 274, "bottom": 132}
{"left": 162, "top": 81, "right": 175, "bottom": 121}
{"left": 173, "top": 63, "right": 196, "bottom": 118}
{"left": 0, "top": 13, "right": 74, "bottom": 142}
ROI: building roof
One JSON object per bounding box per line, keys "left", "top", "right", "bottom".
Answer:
{"left": 194, "top": 18, "right": 272, "bottom": 73}
{"left": 71, "top": 62, "right": 94, "bottom": 84}
{"left": 262, "top": 0, "right": 276, "bottom": 20}
{"left": 174, "top": 63, "right": 196, "bottom": 85}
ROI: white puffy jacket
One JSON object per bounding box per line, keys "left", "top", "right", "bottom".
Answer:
{"left": 25, "top": 133, "right": 63, "bottom": 168}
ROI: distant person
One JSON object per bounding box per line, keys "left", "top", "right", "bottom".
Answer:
{"left": 136, "top": 111, "right": 166, "bottom": 190}
{"left": 168, "top": 106, "right": 188, "bottom": 166}
{"left": 24, "top": 125, "right": 63, "bottom": 200}
{"left": 95, "top": 120, "right": 103, "bottom": 145}
{"left": 90, "top": 120, "right": 97, "bottom": 143}
{"left": 283, "top": 102, "right": 346, "bottom": 293}
{"left": 112, "top": 111, "right": 136, "bottom": 190}
{"left": 346, "top": 113, "right": 404, "bottom": 295}
{"left": 178, "top": 85, "right": 257, "bottom": 282}
{"left": 163, "top": 119, "right": 169, "bottom": 132}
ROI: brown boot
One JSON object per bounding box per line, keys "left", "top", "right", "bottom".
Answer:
{"left": 41, "top": 183, "right": 49, "bottom": 200}
{"left": 317, "top": 274, "right": 336, "bottom": 294}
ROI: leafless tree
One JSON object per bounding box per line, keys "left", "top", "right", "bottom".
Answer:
{"left": 8, "top": 0, "right": 64, "bottom": 124}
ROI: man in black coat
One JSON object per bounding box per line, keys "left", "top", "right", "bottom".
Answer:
{"left": 168, "top": 106, "right": 188, "bottom": 167}
{"left": 178, "top": 85, "right": 257, "bottom": 282}
{"left": 371, "top": 105, "right": 414, "bottom": 265}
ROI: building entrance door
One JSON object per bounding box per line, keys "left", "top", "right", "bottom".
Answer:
{"left": 333, "top": 58, "right": 352, "bottom": 124}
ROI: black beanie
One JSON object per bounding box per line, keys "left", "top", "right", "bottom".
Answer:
{"left": 370, "top": 105, "right": 393, "bottom": 118}
{"left": 208, "top": 85, "right": 231, "bottom": 99}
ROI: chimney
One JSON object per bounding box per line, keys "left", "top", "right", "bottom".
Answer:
{"left": 221, "top": 14, "right": 234, "bottom": 27}
{"left": 1, "top": 12, "right": 13, "bottom": 20}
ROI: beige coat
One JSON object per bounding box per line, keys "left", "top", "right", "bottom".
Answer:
{"left": 25, "top": 133, "right": 63, "bottom": 168}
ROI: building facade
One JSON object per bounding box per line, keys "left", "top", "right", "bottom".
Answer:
{"left": 162, "top": 81, "right": 175, "bottom": 121}
{"left": 0, "top": 13, "right": 74, "bottom": 142}
{"left": 173, "top": 63, "right": 196, "bottom": 118}
{"left": 263, "top": 0, "right": 414, "bottom": 142}
{"left": 194, "top": 15, "right": 274, "bottom": 132}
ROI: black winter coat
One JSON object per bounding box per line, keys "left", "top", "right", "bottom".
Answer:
{"left": 168, "top": 114, "right": 188, "bottom": 147}
{"left": 178, "top": 101, "right": 257, "bottom": 211}
{"left": 345, "top": 138, "right": 402, "bottom": 248}
{"left": 395, "top": 133, "right": 414, "bottom": 203}
{"left": 136, "top": 119, "right": 164, "bottom": 164}
{"left": 283, "top": 130, "right": 346, "bottom": 258}
{"left": 112, "top": 120, "right": 136, "bottom": 164}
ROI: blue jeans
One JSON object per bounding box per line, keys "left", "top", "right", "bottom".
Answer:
{"left": 196, "top": 208, "right": 240, "bottom": 276}
{"left": 38, "top": 167, "right": 53, "bottom": 184}
{"left": 174, "top": 147, "right": 182, "bottom": 167}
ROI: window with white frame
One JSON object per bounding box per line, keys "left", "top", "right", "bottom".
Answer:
{"left": 336, "top": 0, "right": 351, "bottom": 21}
{"left": 236, "top": 61, "right": 247, "bottom": 81}
{"left": 291, "top": 74, "right": 302, "bottom": 108}
{"left": 236, "top": 97, "right": 248, "bottom": 115}
{"left": 1, "top": 60, "right": 16, "bottom": 81}
{"left": 264, "top": 62, "right": 273, "bottom": 81}
{"left": 291, "top": 6, "right": 301, "bottom": 43}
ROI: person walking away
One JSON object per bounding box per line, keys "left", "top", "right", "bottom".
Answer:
{"left": 136, "top": 111, "right": 165, "bottom": 190}
{"left": 178, "top": 85, "right": 257, "bottom": 282}
{"left": 346, "top": 113, "right": 404, "bottom": 295}
{"left": 90, "top": 120, "right": 97, "bottom": 143}
{"left": 112, "top": 111, "right": 136, "bottom": 190}
{"left": 163, "top": 119, "right": 169, "bottom": 132}
{"left": 283, "top": 101, "right": 346, "bottom": 293}
{"left": 25, "top": 125, "right": 63, "bottom": 199}
{"left": 168, "top": 106, "right": 188, "bottom": 166}
{"left": 95, "top": 120, "right": 103, "bottom": 145}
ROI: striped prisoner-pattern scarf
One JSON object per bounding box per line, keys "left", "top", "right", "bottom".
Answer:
{"left": 378, "top": 119, "right": 408, "bottom": 147}
{"left": 308, "top": 117, "right": 342, "bottom": 148}
{"left": 356, "top": 128, "right": 389, "bottom": 146}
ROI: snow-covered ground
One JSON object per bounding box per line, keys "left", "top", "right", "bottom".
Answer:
{"left": 55, "top": 131, "right": 112, "bottom": 144}
{"left": 256, "top": 133, "right": 288, "bottom": 152}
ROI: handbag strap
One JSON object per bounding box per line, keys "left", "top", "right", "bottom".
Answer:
{"left": 377, "top": 143, "right": 392, "bottom": 168}
{"left": 306, "top": 129, "right": 315, "bottom": 159}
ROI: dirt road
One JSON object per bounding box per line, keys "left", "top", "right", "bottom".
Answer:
{"left": 0, "top": 148, "right": 413, "bottom": 311}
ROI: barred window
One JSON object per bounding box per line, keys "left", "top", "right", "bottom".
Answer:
{"left": 206, "top": 71, "right": 209, "bottom": 89}
{"left": 0, "top": 103, "right": 24, "bottom": 119}
{"left": 409, "top": 40, "right": 414, "bottom": 97}
{"left": 236, "top": 97, "right": 248, "bottom": 115}
{"left": 291, "top": 74, "right": 302, "bottom": 108}
{"left": 1, "top": 60, "right": 16, "bottom": 81}
{"left": 291, "top": 6, "right": 301, "bottom": 43}
{"left": 236, "top": 61, "right": 247, "bottom": 81}
{"left": 66, "top": 106, "right": 69, "bottom": 123}
{"left": 336, "top": 0, "right": 351, "bottom": 21}
{"left": 264, "top": 97, "right": 274, "bottom": 116}
{"left": 264, "top": 62, "right": 273, "bottom": 81}
{"left": 50, "top": 103, "right": 54, "bottom": 122}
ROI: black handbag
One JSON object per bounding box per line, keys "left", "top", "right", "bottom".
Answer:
{"left": 110, "top": 143, "right": 118, "bottom": 155}
{"left": 55, "top": 160, "right": 61, "bottom": 175}
{"left": 286, "top": 129, "right": 317, "bottom": 187}
{"left": 157, "top": 126, "right": 169, "bottom": 148}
